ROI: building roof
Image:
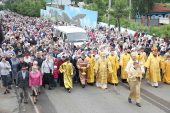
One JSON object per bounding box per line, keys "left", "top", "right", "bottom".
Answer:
{"left": 151, "top": 4, "right": 170, "bottom": 13}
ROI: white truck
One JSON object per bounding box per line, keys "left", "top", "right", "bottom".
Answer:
{"left": 53, "top": 26, "right": 89, "bottom": 46}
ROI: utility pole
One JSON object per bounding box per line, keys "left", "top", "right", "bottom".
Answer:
{"left": 129, "top": 0, "right": 132, "bottom": 20}
{"left": 108, "top": 0, "right": 112, "bottom": 25}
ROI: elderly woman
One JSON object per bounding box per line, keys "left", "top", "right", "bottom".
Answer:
{"left": 41, "top": 54, "right": 54, "bottom": 90}
{"left": 0, "top": 55, "right": 12, "bottom": 94}
{"left": 29, "top": 64, "right": 42, "bottom": 104}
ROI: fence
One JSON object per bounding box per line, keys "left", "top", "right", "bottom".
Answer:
{"left": 135, "top": 16, "right": 170, "bottom": 26}
{"left": 135, "top": 16, "right": 159, "bottom": 26}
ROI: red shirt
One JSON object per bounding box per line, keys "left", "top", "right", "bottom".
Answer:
{"left": 53, "top": 69, "right": 59, "bottom": 78}
{"left": 54, "top": 58, "right": 65, "bottom": 69}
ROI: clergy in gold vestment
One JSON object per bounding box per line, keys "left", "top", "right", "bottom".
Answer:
{"left": 120, "top": 49, "right": 130, "bottom": 82}
{"left": 85, "top": 53, "right": 95, "bottom": 84}
{"left": 95, "top": 52, "right": 112, "bottom": 89}
{"left": 107, "top": 50, "right": 119, "bottom": 85}
{"left": 162, "top": 54, "right": 170, "bottom": 84}
{"left": 137, "top": 48, "right": 146, "bottom": 64}
{"left": 125, "top": 52, "right": 144, "bottom": 107}
{"left": 59, "top": 58, "right": 73, "bottom": 93}
{"left": 77, "top": 53, "right": 89, "bottom": 88}
{"left": 145, "top": 47, "right": 161, "bottom": 88}
{"left": 158, "top": 53, "right": 165, "bottom": 69}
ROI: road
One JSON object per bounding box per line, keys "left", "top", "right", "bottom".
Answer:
{"left": 15, "top": 81, "right": 170, "bottom": 113}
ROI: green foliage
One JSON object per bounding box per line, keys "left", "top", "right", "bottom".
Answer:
{"left": 166, "top": 3, "right": 170, "bottom": 8}
{"left": 155, "top": 0, "right": 170, "bottom": 3}
{"left": 0, "top": 5, "right": 5, "bottom": 11}
{"left": 111, "top": 0, "right": 129, "bottom": 18}
{"left": 131, "top": 0, "right": 170, "bottom": 18}
{"left": 5, "top": 0, "right": 46, "bottom": 17}
{"left": 111, "top": 0, "right": 129, "bottom": 31}
{"left": 131, "top": 0, "right": 154, "bottom": 18}
{"left": 84, "top": 0, "right": 93, "bottom": 4}
{"left": 120, "top": 19, "right": 170, "bottom": 38}
{"left": 84, "top": 0, "right": 108, "bottom": 22}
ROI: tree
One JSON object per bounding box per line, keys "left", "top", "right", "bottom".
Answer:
{"left": 84, "top": 0, "right": 93, "bottom": 4}
{"left": 155, "top": 0, "right": 170, "bottom": 3}
{"left": 131, "top": 0, "right": 170, "bottom": 18}
{"left": 5, "top": 0, "right": 46, "bottom": 17}
{"left": 85, "top": 0, "right": 108, "bottom": 22}
{"left": 111, "top": 0, "right": 129, "bottom": 31}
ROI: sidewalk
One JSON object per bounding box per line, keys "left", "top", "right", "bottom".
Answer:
{"left": 0, "top": 84, "right": 19, "bottom": 113}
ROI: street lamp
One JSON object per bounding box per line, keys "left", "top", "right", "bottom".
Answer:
{"left": 108, "top": 0, "right": 112, "bottom": 25}
{"left": 129, "top": 0, "right": 132, "bottom": 20}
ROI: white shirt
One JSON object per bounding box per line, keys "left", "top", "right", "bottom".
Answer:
{"left": 41, "top": 60, "right": 54, "bottom": 74}
{"left": 22, "top": 71, "right": 26, "bottom": 79}
{"left": 0, "top": 61, "right": 11, "bottom": 76}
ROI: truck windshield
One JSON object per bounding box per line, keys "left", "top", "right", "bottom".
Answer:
{"left": 67, "top": 32, "right": 89, "bottom": 42}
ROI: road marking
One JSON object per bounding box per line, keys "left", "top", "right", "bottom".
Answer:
{"left": 29, "top": 93, "right": 40, "bottom": 113}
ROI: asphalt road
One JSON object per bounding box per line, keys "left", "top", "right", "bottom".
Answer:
{"left": 19, "top": 83, "right": 169, "bottom": 113}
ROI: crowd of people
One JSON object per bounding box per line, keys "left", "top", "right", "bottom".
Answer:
{"left": 0, "top": 10, "right": 170, "bottom": 107}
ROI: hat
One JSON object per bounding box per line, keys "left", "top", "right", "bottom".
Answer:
{"left": 100, "top": 52, "right": 106, "bottom": 57}
{"left": 131, "top": 52, "right": 137, "bottom": 57}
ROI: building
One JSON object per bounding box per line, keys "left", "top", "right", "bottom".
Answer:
{"left": 149, "top": 4, "right": 170, "bottom": 19}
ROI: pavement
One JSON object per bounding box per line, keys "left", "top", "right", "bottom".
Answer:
{"left": 0, "top": 80, "right": 170, "bottom": 113}
{"left": 0, "top": 83, "right": 18, "bottom": 113}
{"left": 141, "top": 81, "right": 170, "bottom": 103}
{"left": 44, "top": 84, "right": 166, "bottom": 113}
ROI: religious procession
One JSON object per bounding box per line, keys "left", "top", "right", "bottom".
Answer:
{"left": 0, "top": 10, "right": 170, "bottom": 113}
